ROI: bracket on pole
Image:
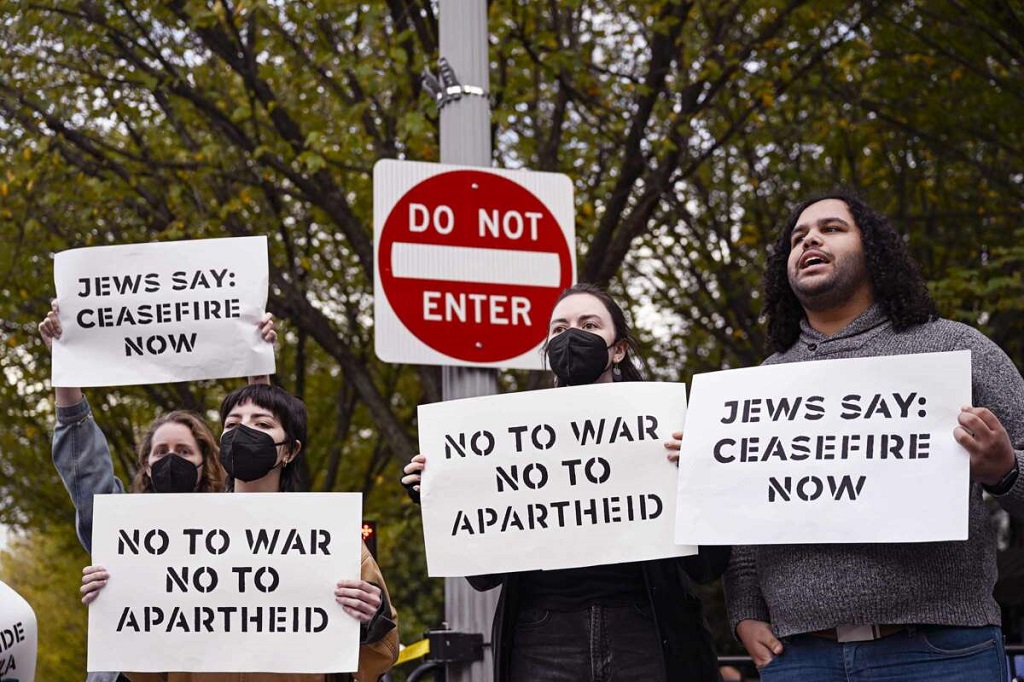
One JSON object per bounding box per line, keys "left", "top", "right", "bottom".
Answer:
{"left": 422, "top": 57, "right": 489, "bottom": 110}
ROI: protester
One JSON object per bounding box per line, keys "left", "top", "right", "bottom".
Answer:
{"left": 403, "top": 283, "right": 727, "bottom": 682}
{"left": 80, "top": 383, "right": 399, "bottom": 681}
{"left": 725, "top": 189, "right": 1024, "bottom": 681}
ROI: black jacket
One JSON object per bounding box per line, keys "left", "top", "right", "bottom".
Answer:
{"left": 467, "top": 545, "right": 730, "bottom": 682}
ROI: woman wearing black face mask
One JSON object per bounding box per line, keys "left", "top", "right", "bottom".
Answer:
{"left": 80, "top": 383, "right": 401, "bottom": 682}
{"left": 402, "top": 283, "right": 729, "bottom": 682}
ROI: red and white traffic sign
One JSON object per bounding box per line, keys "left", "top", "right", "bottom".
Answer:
{"left": 374, "top": 160, "right": 575, "bottom": 368}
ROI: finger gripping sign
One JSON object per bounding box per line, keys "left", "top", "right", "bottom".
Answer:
{"left": 374, "top": 160, "right": 575, "bottom": 369}
{"left": 418, "top": 382, "right": 696, "bottom": 577}
{"left": 674, "top": 351, "right": 972, "bottom": 545}
{"left": 87, "top": 493, "right": 361, "bottom": 673}
{"left": 52, "top": 236, "right": 274, "bottom": 387}
{"left": 0, "top": 581, "right": 37, "bottom": 682}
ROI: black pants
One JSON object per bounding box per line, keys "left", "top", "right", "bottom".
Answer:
{"left": 509, "top": 603, "right": 667, "bottom": 682}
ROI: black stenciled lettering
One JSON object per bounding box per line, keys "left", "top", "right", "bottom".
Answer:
{"left": 864, "top": 394, "right": 893, "bottom": 419}
{"left": 804, "top": 395, "right": 825, "bottom": 420}
{"left": 507, "top": 425, "right": 528, "bottom": 452}
{"left": 720, "top": 400, "right": 739, "bottom": 424}
{"left": 742, "top": 398, "right": 762, "bottom": 423}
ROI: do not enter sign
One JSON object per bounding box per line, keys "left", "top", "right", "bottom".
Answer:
{"left": 374, "top": 160, "right": 576, "bottom": 368}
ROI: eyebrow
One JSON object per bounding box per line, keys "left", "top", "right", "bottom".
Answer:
{"left": 550, "top": 314, "right": 603, "bottom": 326}
{"left": 793, "top": 216, "right": 851, "bottom": 235}
{"left": 226, "top": 409, "right": 277, "bottom": 421}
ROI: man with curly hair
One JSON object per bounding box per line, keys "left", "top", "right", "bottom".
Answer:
{"left": 724, "top": 189, "right": 1024, "bottom": 681}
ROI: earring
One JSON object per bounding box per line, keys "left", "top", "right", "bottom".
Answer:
{"left": 613, "top": 363, "right": 622, "bottom": 377}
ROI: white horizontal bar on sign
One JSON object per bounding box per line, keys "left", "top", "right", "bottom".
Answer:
{"left": 391, "top": 243, "right": 562, "bottom": 287}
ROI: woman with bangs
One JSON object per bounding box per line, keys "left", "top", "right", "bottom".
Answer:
{"left": 79, "top": 382, "right": 400, "bottom": 682}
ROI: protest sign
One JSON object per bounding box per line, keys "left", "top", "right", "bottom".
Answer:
{"left": 0, "top": 581, "right": 37, "bottom": 682}
{"left": 52, "top": 236, "right": 274, "bottom": 387}
{"left": 419, "top": 382, "right": 695, "bottom": 577}
{"left": 87, "top": 493, "right": 362, "bottom": 674}
{"left": 675, "top": 351, "right": 972, "bottom": 545}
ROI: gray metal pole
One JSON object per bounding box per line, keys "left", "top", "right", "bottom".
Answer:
{"left": 438, "top": 2, "right": 499, "bottom": 681}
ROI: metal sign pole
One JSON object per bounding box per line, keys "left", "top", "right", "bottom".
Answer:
{"left": 438, "top": 1, "right": 499, "bottom": 681}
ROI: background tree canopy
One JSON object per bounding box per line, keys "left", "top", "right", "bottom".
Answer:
{"left": 1, "top": 1, "right": 1021, "bottom": 679}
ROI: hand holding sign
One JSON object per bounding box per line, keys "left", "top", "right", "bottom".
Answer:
{"left": 664, "top": 430, "right": 683, "bottom": 465}
{"left": 333, "top": 580, "right": 383, "bottom": 622}
{"left": 956, "top": 406, "right": 1017, "bottom": 487}
{"left": 81, "top": 565, "right": 109, "bottom": 605}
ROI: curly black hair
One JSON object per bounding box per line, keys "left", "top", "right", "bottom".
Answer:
{"left": 763, "top": 188, "right": 937, "bottom": 354}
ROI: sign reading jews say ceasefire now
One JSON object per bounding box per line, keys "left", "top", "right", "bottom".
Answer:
{"left": 373, "top": 160, "right": 576, "bottom": 369}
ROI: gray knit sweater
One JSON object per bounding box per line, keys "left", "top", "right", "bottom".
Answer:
{"left": 724, "top": 305, "right": 1024, "bottom": 637}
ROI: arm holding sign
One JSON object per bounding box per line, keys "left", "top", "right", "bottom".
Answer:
{"left": 352, "top": 542, "right": 400, "bottom": 680}
{"left": 957, "top": 325, "right": 1024, "bottom": 515}
{"left": 51, "top": 396, "right": 126, "bottom": 553}
{"left": 43, "top": 302, "right": 126, "bottom": 552}
{"left": 246, "top": 312, "right": 277, "bottom": 386}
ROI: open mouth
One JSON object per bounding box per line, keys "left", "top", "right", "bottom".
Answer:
{"left": 799, "top": 252, "right": 828, "bottom": 270}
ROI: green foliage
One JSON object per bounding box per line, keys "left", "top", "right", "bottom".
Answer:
{"left": 0, "top": 0, "right": 1021, "bottom": 667}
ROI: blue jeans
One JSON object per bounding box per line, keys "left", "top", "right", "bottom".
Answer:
{"left": 508, "top": 603, "right": 666, "bottom": 682}
{"left": 758, "top": 626, "right": 1007, "bottom": 682}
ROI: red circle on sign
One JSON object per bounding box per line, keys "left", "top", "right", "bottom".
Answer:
{"left": 379, "top": 170, "right": 572, "bottom": 363}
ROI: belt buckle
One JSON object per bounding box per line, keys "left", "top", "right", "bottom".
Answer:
{"left": 835, "top": 624, "right": 879, "bottom": 643}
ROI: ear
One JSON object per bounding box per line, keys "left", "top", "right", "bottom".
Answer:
{"left": 286, "top": 440, "right": 302, "bottom": 463}
{"left": 612, "top": 340, "right": 628, "bottom": 364}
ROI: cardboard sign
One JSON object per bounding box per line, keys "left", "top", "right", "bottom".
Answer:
{"left": 675, "top": 351, "right": 972, "bottom": 545}
{"left": 0, "top": 581, "right": 37, "bottom": 682}
{"left": 87, "top": 493, "right": 361, "bottom": 673}
{"left": 52, "top": 236, "right": 274, "bottom": 387}
{"left": 419, "top": 382, "right": 696, "bottom": 576}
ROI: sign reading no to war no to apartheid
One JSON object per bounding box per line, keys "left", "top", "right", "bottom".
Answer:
{"left": 373, "top": 160, "right": 576, "bottom": 369}
{"left": 52, "top": 236, "right": 274, "bottom": 387}
{"left": 675, "top": 351, "right": 972, "bottom": 545}
{"left": 419, "top": 382, "right": 696, "bottom": 577}
{"left": 88, "top": 493, "right": 362, "bottom": 674}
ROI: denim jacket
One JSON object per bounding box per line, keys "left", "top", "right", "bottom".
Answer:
{"left": 51, "top": 397, "right": 126, "bottom": 554}
{"left": 52, "top": 397, "right": 129, "bottom": 682}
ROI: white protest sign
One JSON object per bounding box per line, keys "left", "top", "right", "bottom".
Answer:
{"left": 87, "top": 493, "right": 362, "bottom": 674}
{"left": 52, "top": 236, "right": 274, "bottom": 387}
{"left": 419, "top": 382, "right": 696, "bottom": 577}
{"left": 0, "top": 581, "right": 37, "bottom": 682}
{"left": 675, "top": 351, "right": 972, "bottom": 545}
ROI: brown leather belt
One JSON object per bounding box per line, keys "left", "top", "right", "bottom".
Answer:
{"left": 810, "top": 624, "right": 911, "bottom": 642}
